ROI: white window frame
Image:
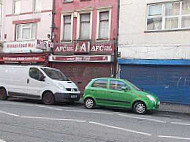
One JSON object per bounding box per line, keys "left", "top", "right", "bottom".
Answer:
{"left": 13, "top": 0, "right": 21, "bottom": 14}
{"left": 60, "top": 13, "right": 73, "bottom": 42}
{"left": 77, "top": 11, "right": 93, "bottom": 40}
{"left": 146, "top": 1, "right": 190, "bottom": 31}
{"left": 16, "top": 23, "right": 37, "bottom": 41}
{"left": 33, "top": 0, "right": 42, "bottom": 12}
{"left": 96, "top": 8, "right": 112, "bottom": 41}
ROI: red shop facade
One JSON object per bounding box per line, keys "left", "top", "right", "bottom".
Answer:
{"left": 49, "top": 41, "right": 116, "bottom": 93}
{"left": 0, "top": 40, "right": 50, "bottom": 65}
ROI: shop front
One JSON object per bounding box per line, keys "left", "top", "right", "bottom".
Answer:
{"left": 49, "top": 41, "right": 116, "bottom": 93}
{"left": 0, "top": 40, "right": 51, "bottom": 65}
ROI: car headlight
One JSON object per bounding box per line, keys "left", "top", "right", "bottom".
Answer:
{"left": 147, "top": 95, "right": 156, "bottom": 102}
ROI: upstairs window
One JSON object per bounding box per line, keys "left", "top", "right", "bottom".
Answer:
{"left": 79, "top": 13, "right": 91, "bottom": 40}
{"left": 34, "top": 0, "right": 41, "bottom": 12}
{"left": 98, "top": 11, "right": 110, "bottom": 39}
{"left": 16, "top": 23, "right": 37, "bottom": 40}
{"left": 13, "top": 0, "right": 21, "bottom": 14}
{"left": 61, "top": 15, "right": 72, "bottom": 42}
{"left": 147, "top": 1, "right": 190, "bottom": 31}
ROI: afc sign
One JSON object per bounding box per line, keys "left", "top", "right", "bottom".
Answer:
{"left": 54, "top": 41, "right": 114, "bottom": 55}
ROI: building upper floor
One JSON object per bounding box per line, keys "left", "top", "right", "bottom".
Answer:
{"left": 1, "top": 0, "right": 53, "bottom": 42}
{"left": 53, "top": 0, "right": 118, "bottom": 43}
{"left": 119, "top": 0, "right": 190, "bottom": 46}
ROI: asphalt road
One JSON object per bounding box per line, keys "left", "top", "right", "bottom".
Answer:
{"left": 0, "top": 99, "right": 190, "bottom": 142}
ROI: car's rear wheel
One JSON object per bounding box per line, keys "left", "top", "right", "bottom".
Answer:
{"left": 84, "top": 98, "right": 95, "bottom": 109}
{"left": 133, "top": 101, "right": 146, "bottom": 114}
{"left": 42, "top": 92, "right": 55, "bottom": 105}
{"left": 0, "top": 88, "right": 8, "bottom": 100}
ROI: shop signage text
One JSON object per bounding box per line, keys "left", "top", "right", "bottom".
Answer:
{"left": 54, "top": 41, "right": 114, "bottom": 55}
{"left": 49, "top": 55, "right": 112, "bottom": 62}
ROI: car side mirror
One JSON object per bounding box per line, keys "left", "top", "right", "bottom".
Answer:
{"left": 39, "top": 75, "right": 46, "bottom": 81}
{"left": 121, "top": 87, "right": 129, "bottom": 91}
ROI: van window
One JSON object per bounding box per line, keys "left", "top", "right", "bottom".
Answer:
{"left": 41, "top": 68, "right": 68, "bottom": 81}
{"left": 29, "top": 68, "right": 44, "bottom": 81}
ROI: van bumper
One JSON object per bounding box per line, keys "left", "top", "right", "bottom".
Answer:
{"left": 54, "top": 93, "right": 80, "bottom": 102}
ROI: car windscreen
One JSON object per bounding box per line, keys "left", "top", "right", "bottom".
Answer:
{"left": 41, "top": 68, "right": 68, "bottom": 81}
{"left": 126, "top": 80, "right": 141, "bottom": 91}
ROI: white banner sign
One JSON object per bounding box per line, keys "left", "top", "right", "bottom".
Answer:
{"left": 2, "top": 40, "right": 50, "bottom": 53}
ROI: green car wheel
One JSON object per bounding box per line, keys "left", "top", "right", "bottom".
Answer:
{"left": 85, "top": 98, "right": 95, "bottom": 109}
{"left": 133, "top": 102, "right": 146, "bottom": 114}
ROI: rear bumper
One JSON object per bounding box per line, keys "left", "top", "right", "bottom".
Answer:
{"left": 54, "top": 93, "right": 80, "bottom": 102}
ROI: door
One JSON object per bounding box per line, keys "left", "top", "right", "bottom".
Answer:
{"left": 105, "top": 79, "right": 133, "bottom": 108}
{"left": 27, "top": 67, "right": 47, "bottom": 99}
{"left": 90, "top": 79, "right": 109, "bottom": 105}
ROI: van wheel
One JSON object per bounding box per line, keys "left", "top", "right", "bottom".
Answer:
{"left": 0, "top": 88, "right": 8, "bottom": 100}
{"left": 42, "top": 92, "right": 55, "bottom": 105}
{"left": 133, "top": 101, "right": 146, "bottom": 114}
{"left": 84, "top": 98, "right": 95, "bottom": 109}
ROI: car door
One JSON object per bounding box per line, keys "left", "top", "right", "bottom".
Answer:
{"left": 106, "top": 79, "right": 133, "bottom": 108}
{"left": 27, "top": 67, "right": 47, "bottom": 99}
{"left": 90, "top": 79, "right": 109, "bottom": 105}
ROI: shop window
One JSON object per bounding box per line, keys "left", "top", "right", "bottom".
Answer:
{"left": 61, "top": 15, "right": 72, "bottom": 42}
{"left": 97, "top": 10, "right": 110, "bottom": 40}
{"left": 147, "top": 0, "right": 190, "bottom": 31}
{"left": 79, "top": 13, "right": 91, "bottom": 40}
{"left": 13, "top": 0, "right": 21, "bottom": 14}
{"left": 33, "top": 0, "right": 41, "bottom": 12}
{"left": 16, "top": 23, "right": 37, "bottom": 40}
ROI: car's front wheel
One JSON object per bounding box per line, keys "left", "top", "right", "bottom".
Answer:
{"left": 0, "top": 88, "right": 8, "bottom": 100}
{"left": 84, "top": 98, "right": 95, "bottom": 109}
{"left": 42, "top": 92, "right": 55, "bottom": 105}
{"left": 133, "top": 101, "right": 146, "bottom": 114}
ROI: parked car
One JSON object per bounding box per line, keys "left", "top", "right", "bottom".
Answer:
{"left": 83, "top": 78, "right": 160, "bottom": 114}
{"left": 0, "top": 65, "right": 80, "bottom": 104}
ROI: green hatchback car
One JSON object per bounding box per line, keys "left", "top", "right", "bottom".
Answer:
{"left": 83, "top": 78, "right": 160, "bottom": 114}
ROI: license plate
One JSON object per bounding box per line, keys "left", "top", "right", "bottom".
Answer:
{"left": 71, "top": 95, "right": 77, "bottom": 98}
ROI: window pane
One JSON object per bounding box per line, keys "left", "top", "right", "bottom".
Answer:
{"left": 92, "top": 79, "right": 107, "bottom": 88}
{"left": 148, "top": 5, "right": 162, "bottom": 16}
{"left": 182, "top": 16, "right": 190, "bottom": 28}
{"left": 16, "top": 25, "right": 21, "bottom": 40}
{"left": 63, "top": 24, "right": 71, "bottom": 40}
{"left": 14, "top": 0, "right": 21, "bottom": 14}
{"left": 80, "top": 13, "right": 90, "bottom": 39}
{"left": 110, "top": 80, "right": 127, "bottom": 91}
{"left": 22, "top": 27, "right": 30, "bottom": 39}
{"left": 99, "top": 11, "right": 109, "bottom": 39}
{"left": 165, "top": 17, "right": 178, "bottom": 29}
{"left": 165, "top": 2, "right": 180, "bottom": 16}
{"left": 31, "top": 23, "right": 37, "bottom": 39}
{"left": 63, "top": 15, "right": 71, "bottom": 40}
{"left": 182, "top": 0, "right": 190, "bottom": 15}
{"left": 147, "top": 17, "right": 162, "bottom": 30}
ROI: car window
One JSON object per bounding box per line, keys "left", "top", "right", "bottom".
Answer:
{"left": 29, "top": 68, "right": 44, "bottom": 81}
{"left": 110, "top": 80, "right": 129, "bottom": 91}
{"left": 92, "top": 79, "right": 107, "bottom": 88}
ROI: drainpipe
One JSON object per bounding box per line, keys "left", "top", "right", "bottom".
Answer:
{"left": 115, "top": 0, "right": 120, "bottom": 78}
{"left": 51, "top": 0, "right": 56, "bottom": 43}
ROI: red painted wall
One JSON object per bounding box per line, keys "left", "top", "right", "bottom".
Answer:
{"left": 53, "top": 0, "right": 118, "bottom": 43}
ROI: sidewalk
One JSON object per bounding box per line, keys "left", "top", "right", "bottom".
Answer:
{"left": 159, "top": 103, "right": 190, "bottom": 114}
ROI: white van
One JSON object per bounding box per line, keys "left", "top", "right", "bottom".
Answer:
{"left": 0, "top": 65, "right": 80, "bottom": 104}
